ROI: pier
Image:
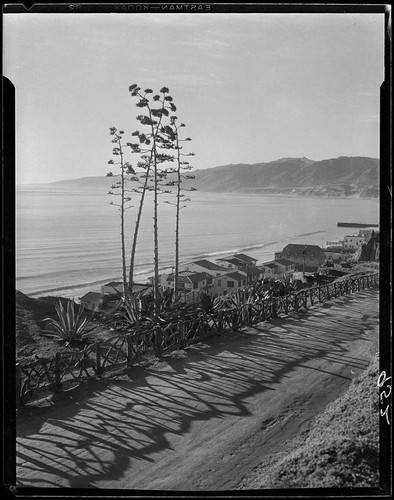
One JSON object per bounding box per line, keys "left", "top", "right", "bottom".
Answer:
{"left": 337, "top": 222, "right": 378, "bottom": 228}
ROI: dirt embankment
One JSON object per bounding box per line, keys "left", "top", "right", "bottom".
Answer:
{"left": 237, "top": 352, "right": 380, "bottom": 489}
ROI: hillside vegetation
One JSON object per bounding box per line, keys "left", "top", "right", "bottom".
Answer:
{"left": 39, "top": 156, "right": 379, "bottom": 198}
{"left": 238, "top": 352, "right": 380, "bottom": 489}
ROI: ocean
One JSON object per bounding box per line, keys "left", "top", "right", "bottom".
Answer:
{"left": 16, "top": 185, "right": 379, "bottom": 299}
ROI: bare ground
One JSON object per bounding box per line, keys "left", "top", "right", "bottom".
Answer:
{"left": 16, "top": 289, "right": 379, "bottom": 491}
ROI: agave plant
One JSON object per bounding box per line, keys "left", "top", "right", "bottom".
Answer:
{"left": 42, "top": 299, "right": 93, "bottom": 346}
{"left": 123, "top": 293, "right": 145, "bottom": 325}
{"left": 198, "top": 292, "right": 223, "bottom": 315}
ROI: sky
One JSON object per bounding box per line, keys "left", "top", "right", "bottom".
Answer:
{"left": 3, "top": 12, "right": 385, "bottom": 184}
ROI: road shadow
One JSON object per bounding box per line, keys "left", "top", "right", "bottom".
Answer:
{"left": 16, "top": 289, "right": 379, "bottom": 489}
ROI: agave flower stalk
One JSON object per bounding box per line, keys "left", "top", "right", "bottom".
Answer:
{"left": 162, "top": 117, "right": 195, "bottom": 302}
{"left": 128, "top": 84, "right": 177, "bottom": 357}
{"left": 107, "top": 127, "right": 136, "bottom": 305}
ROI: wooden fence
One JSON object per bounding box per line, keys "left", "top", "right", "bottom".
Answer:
{"left": 16, "top": 272, "right": 379, "bottom": 406}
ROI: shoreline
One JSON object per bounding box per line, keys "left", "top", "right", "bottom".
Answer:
{"left": 16, "top": 227, "right": 366, "bottom": 301}
{"left": 17, "top": 183, "right": 379, "bottom": 201}
{"left": 15, "top": 235, "right": 315, "bottom": 300}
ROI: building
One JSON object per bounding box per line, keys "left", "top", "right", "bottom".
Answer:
{"left": 80, "top": 292, "right": 103, "bottom": 311}
{"left": 323, "top": 246, "right": 343, "bottom": 263}
{"left": 216, "top": 257, "right": 244, "bottom": 270}
{"left": 274, "top": 258, "right": 296, "bottom": 275}
{"left": 182, "top": 259, "right": 228, "bottom": 277}
{"left": 101, "top": 281, "right": 124, "bottom": 296}
{"left": 212, "top": 271, "right": 247, "bottom": 296}
{"left": 275, "top": 244, "right": 325, "bottom": 272}
{"left": 260, "top": 258, "right": 295, "bottom": 279}
{"left": 231, "top": 253, "right": 258, "bottom": 267}
{"left": 243, "top": 266, "right": 263, "bottom": 284}
{"left": 343, "top": 235, "right": 366, "bottom": 251}
{"left": 162, "top": 271, "right": 210, "bottom": 292}
{"left": 101, "top": 281, "right": 150, "bottom": 297}
{"left": 216, "top": 254, "right": 262, "bottom": 284}
{"left": 260, "top": 262, "right": 281, "bottom": 279}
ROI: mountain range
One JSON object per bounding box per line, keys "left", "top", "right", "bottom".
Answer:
{"left": 45, "top": 156, "right": 379, "bottom": 198}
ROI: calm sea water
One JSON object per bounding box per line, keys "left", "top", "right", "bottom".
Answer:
{"left": 16, "top": 186, "right": 379, "bottom": 299}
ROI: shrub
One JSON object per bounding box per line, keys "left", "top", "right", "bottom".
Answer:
{"left": 42, "top": 299, "right": 92, "bottom": 346}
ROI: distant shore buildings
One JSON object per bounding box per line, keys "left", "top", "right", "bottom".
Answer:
{"left": 79, "top": 227, "right": 379, "bottom": 310}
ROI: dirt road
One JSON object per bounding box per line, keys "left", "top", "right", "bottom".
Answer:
{"left": 16, "top": 289, "right": 379, "bottom": 491}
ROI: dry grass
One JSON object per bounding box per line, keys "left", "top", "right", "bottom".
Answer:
{"left": 250, "top": 353, "right": 380, "bottom": 489}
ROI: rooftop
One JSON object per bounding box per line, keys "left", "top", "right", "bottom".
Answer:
{"left": 225, "top": 271, "right": 248, "bottom": 281}
{"left": 187, "top": 272, "right": 210, "bottom": 283}
{"left": 217, "top": 257, "right": 244, "bottom": 266}
{"left": 80, "top": 291, "right": 102, "bottom": 303}
{"left": 166, "top": 272, "right": 209, "bottom": 283}
{"left": 264, "top": 263, "right": 279, "bottom": 270}
{"left": 282, "top": 243, "right": 323, "bottom": 253}
{"left": 232, "top": 253, "right": 257, "bottom": 263}
{"left": 192, "top": 259, "right": 227, "bottom": 271}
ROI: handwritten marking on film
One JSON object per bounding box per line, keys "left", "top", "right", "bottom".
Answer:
{"left": 377, "top": 371, "right": 391, "bottom": 425}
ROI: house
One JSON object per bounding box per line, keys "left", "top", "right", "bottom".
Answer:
{"left": 274, "top": 258, "right": 296, "bottom": 275}
{"left": 343, "top": 234, "right": 366, "bottom": 251}
{"left": 232, "top": 253, "right": 258, "bottom": 267}
{"left": 162, "top": 271, "right": 210, "bottom": 293}
{"left": 101, "top": 281, "right": 124, "bottom": 296}
{"left": 243, "top": 265, "right": 264, "bottom": 284}
{"left": 216, "top": 257, "right": 243, "bottom": 270}
{"left": 212, "top": 271, "right": 247, "bottom": 296}
{"left": 101, "top": 281, "right": 151, "bottom": 297}
{"left": 260, "top": 259, "right": 295, "bottom": 279}
{"left": 217, "top": 253, "right": 258, "bottom": 269}
{"left": 182, "top": 259, "right": 228, "bottom": 277}
{"left": 260, "top": 262, "right": 281, "bottom": 279}
{"left": 80, "top": 292, "right": 103, "bottom": 311}
{"left": 132, "top": 283, "right": 152, "bottom": 294}
{"left": 275, "top": 244, "right": 325, "bottom": 272}
{"left": 216, "top": 254, "right": 261, "bottom": 284}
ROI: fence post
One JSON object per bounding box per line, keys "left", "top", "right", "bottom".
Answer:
{"left": 179, "top": 320, "right": 185, "bottom": 347}
{"left": 126, "top": 334, "right": 133, "bottom": 367}
{"left": 261, "top": 301, "right": 266, "bottom": 321}
{"left": 54, "top": 352, "right": 62, "bottom": 392}
{"left": 16, "top": 363, "right": 21, "bottom": 409}
{"left": 154, "top": 324, "right": 163, "bottom": 358}
{"left": 318, "top": 286, "right": 321, "bottom": 302}
{"left": 272, "top": 298, "right": 277, "bottom": 318}
{"left": 96, "top": 341, "right": 102, "bottom": 377}
{"left": 303, "top": 291, "right": 308, "bottom": 309}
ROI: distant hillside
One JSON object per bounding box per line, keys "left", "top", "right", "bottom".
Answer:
{"left": 45, "top": 156, "right": 379, "bottom": 198}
